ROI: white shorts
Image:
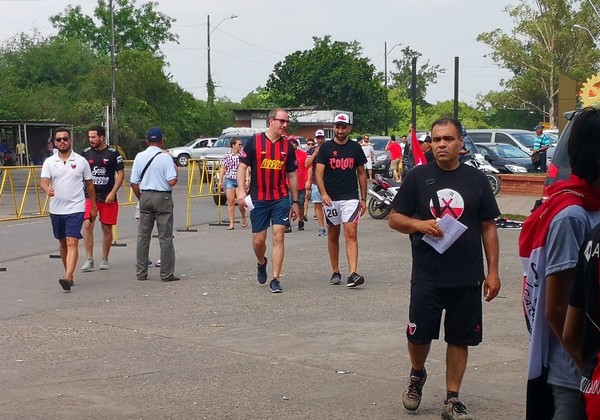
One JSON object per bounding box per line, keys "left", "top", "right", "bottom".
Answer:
{"left": 364, "top": 160, "right": 373, "bottom": 170}
{"left": 324, "top": 199, "right": 361, "bottom": 226}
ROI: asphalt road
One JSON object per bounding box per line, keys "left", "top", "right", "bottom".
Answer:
{"left": 0, "top": 200, "right": 528, "bottom": 419}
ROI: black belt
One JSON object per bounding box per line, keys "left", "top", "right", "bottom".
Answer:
{"left": 141, "top": 190, "right": 172, "bottom": 193}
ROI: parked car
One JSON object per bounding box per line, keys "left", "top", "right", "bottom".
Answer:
{"left": 474, "top": 143, "right": 532, "bottom": 173}
{"left": 367, "top": 136, "right": 392, "bottom": 177}
{"left": 467, "top": 129, "right": 556, "bottom": 165}
{"left": 168, "top": 137, "right": 218, "bottom": 167}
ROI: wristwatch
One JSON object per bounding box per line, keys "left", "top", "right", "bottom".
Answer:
{"left": 292, "top": 200, "right": 300, "bottom": 204}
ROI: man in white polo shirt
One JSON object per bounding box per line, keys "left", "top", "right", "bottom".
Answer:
{"left": 41, "top": 128, "right": 97, "bottom": 292}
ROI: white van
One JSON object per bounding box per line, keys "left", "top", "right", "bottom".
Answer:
{"left": 467, "top": 129, "right": 555, "bottom": 161}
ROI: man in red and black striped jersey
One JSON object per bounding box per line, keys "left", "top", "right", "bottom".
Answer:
{"left": 236, "top": 108, "right": 299, "bottom": 293}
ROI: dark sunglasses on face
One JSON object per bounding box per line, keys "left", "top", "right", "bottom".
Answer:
{"left": 55, "top": 137, "right": 70, "bottom": 142}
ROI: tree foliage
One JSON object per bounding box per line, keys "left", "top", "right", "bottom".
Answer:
{"left": 264, "top": 36, "right": 388, "bottom": 132}
{"left": 477, "top": 0, "right": 600, "bottom": 127}
{"left": 389, "top": 46, "right": 446, "bottom": 106}
{"left": 50, "top": 0, "right": 178, "bottom": 57}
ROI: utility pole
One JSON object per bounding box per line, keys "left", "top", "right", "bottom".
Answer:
{"left": 109, "top": 0, "right": 118, "bottom": 145}
{"left": 384, "top": 42, "right": 401, "bottom": 135}
{"left": 411, "top": 57, "right": 417, "bottom": 129}
{"left": 453, "top": 57, "right": 459, "bottom": 120}
{"left": 206, "top": 14, "right": 238, "bottom": 106}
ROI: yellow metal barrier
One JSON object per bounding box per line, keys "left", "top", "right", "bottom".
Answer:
{"left": 179, "top": 158, "right": 226, "bottom": 230}
{"left": 0, "top": 166, "right": 49, "bottom": 221}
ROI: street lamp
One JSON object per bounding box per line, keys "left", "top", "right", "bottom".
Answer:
{"left": 207, "top": 14, "right": 238, "bottom": 106}
{"left": 384, "top": 42, "right": 401, "bottom": 135}
{"left": 574, "top": 24, "right": 599, "bottom": 47}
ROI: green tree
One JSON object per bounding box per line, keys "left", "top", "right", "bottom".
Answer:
{"left": 50, "top": 0, "right": 178, "bottom": 57}
{"left": 264, "top": 36, "right": 388, "bottom": 132}
{"left": 477, "top": 0, "right": 600, "bottom": 127}
{"left": 389, "top": 46, "right": 446, "bottom": 106}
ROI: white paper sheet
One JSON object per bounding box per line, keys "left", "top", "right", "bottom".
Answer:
{"left": 244, "top": 195, "right": 255, "bottom": 211}
{"left": 422, "top": 214, "right": 467, "bottom": 254}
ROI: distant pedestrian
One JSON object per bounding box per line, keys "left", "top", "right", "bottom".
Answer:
{"left": 217, "top": 136, "right": 248, "bottom": 230}
{"left": 81, "top": 126, "right": 125, "bottom": 272}
{"left": 306, "top": 129, "right": 327, "bottom": 236}
{"left": 236, "top": 108, "right": 299, "bottom": 293}
{"left": 361, "top": 135, "right": 375, "bottom": 181}
{"left": 386, "top": 134, "right": 402, "bottom": 181}
{"left": 531, "top": 125, "right": 551, "bottom": 172}
{"left": 285, "top": 135, "right": 307, "bottom": 232}
{"left": 40, "top": 128, "right": 97, "bottom": 291}
{"left": 315, "top": 113, "right": 368, "bottom": 288}
{"left": 130, "top": 127, "right": 179, "bottom": 282}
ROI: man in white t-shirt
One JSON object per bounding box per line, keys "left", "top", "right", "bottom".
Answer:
{"left": 41, "top": 129, "right": 97, "bottom": 292}
{"left": 361, "top": 135, "right": 375, "bottom": 180}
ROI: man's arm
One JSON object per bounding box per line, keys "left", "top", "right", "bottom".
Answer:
{"left": 388, "top": 210, "right": 442, "bottom": 236}
{"left": 106, "top": 169, "right": 125, "bottom": 204}
{"left": 305, "top": 147, "right": 319, "bottom": 167}
{"left": 545, "top": 269, "right": 576, "bottom": 341}
{"left": 562, "top": 305, "right": 585, "bottom": 369}
{"left": 131, "top": 183, "right": 141, "bottom": 200}
{"left": 481, "top": 219, "right": 501, "bottom": 302}
{"left": 315, "top": 163, "right": 332, "bottom": 206}
{"left": 85, "top": 179, "right": 98, "bottom": 220}
{"left": 236, "top": 162, "right": 249, "bottom": 208}
{"left": 357, "top": 165, "right": 368, "bottom": 216}
{"left": 40, "top": 177, "right": 54, "bottom": 197}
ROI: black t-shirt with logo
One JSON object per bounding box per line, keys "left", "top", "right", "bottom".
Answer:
{"left": 83, "top": 146, "right": 124, "bottom": 203}
{"left": 315, "top": 139, "right": 367, "bottom": 201}
{"left": 391, "top": 162, "right": 500, "bottom": 287}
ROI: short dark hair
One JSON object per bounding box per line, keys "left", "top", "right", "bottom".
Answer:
{"left": 89, "top": 125, "right": 106, "bottom": 137}
{"left": 390, "top": 134, "right": 396, "bottom": 141}
{"left": 430, "top": 117, "right": 463, "bottom": 138}
{"left": 568, "top": 107, "right": 600, "bottom": 184}
{"left": 230, "top": 137, "right": 241, "bottom": 148}
{"left": 54, "top": 127, "right": 71, "bottom": 137}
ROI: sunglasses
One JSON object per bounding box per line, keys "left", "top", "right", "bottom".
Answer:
{"left": 55, "top": 137, "right": 70, "bottom": 142}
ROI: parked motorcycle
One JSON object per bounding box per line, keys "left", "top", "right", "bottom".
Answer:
{"left": 464, "top": 153, "right": 501, "bottom": 196}
{"left": 366, "top": 174, "right": 401, "bottom": 219}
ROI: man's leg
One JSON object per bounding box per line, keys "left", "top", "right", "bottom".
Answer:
{"left": 252, "top": 230, "right": 268, "bottom": 265}
{"left": 327, "top": 224, "right": 341, "bottom": 273}
{"left": 82, "top": 218, "right": 94, "bottom": 260}
{"left": 315, "top": 203, "right": 325, "bottom": 229}
{"left": 64, "top": 237, "right": 79, "bottom": 282}
{"left": 136, "top": 196, "right": 154, "bottom": 278}
{"left": 408, "top": 341, "right": 432, "bottom": 371}
{"left": 101, "top": 223, "right": 113, "bottom": 260}
{"left": 58, "top": 238, "right": 68, "bottom": 271}
{"left": 155, "top": 195, "right": 175, "bottom": 279}
{"left": 271, "top": 224, "right": 286, "bottom": 278}
{"left": 446, "top": 344, "right": 468, "bottom": 394}
{"left": 343, "top": 222, "right": 359, "bottom": 273}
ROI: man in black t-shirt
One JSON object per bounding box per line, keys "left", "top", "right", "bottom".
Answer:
{"left": 81, "top": 126, "right": 125, "bottom": 272}
{"left": 315, "top": 113, "right": 368, "bottom": 288}
{"left": 388, "top": 117, "right": 500, "bottom": 419}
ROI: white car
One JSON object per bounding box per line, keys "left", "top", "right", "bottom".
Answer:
{"left": 168, "top": 137, "right": 218, "bottom": 166}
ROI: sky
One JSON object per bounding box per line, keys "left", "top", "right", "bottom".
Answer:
{"left": 0, "top": 0, "right": 516, "bottom": 106}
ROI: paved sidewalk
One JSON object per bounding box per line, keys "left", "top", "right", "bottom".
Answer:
{"left": 496, "top": 193, "right": 538, "bottom": 217}
{"left": 0, "top": 212, "right": 528, "bottom": 419}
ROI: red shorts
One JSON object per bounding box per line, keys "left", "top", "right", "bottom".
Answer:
{"left": 84, "top": 199, "right": 119, "bottom": 225}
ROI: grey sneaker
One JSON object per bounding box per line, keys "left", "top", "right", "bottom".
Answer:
{"left": 99, "top": 258, "right": 110, "bottom": 270}
{"left": 347, "top": 272, "right": 364, "bottom": 288}
{"left": 269, "top": 279, "right": 282, "bottom": 293}
{"left": 317, "top": 227, "right": 326, "bottom": 237}
{"left": 81, "top": 258, "right": 94, "bottom": 272}
{"left": 403, "top": 369, "right": 427, "bottom": 411}
{"left": 441, "top": 398, "right": 472, "bottom": 419}
{"left": 330, "top": 271, "right": 342, "bottom": 285}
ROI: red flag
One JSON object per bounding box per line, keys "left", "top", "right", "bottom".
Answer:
{"left": 411, "top": 128, "right": 427, "bottom": 166}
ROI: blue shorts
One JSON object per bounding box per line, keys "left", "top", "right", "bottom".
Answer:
{"left": 311, "top": 184, "right": 322, "bottom": 204}
{"left": 224, "top": 178, "right": 238, "bottom": 189}
{"left": 50, "top": 212, "right": 85, "bottom": 240}
{"left": 289, "top": 189, "right": 306, "bottom": 206}
{"left": 250, "top": 198, "right": 291, "bottom": 233}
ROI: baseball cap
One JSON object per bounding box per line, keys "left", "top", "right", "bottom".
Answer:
{"left": 333, "top": 113, "right": 351, "bottom": 125}
{"left": 533, "top": 125, "right": 543, "bottom": 131}
{"left": 147, "top": 127, "right": 163, "bottom": 141}
{"left": 288, "top": 135, "right": 298, "bottom": 145}
{"left": 418, "top": 134, "right": 427, "bottom": 143}
{"left": 315, "top": 129, "right": 325, "bottom": 137}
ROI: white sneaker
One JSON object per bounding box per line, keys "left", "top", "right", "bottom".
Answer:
{"left": 99, "top": 258, "right": 110, "bottom": 270}
{"left": 81, "top": 258, "right": 94, "bottom": 272}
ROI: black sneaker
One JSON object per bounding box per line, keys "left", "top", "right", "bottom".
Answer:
{"left": 303, "top": 215, "right": 308, "bottom": 222}
{"left": 330, "top": 271, "right": 342, "bottom": 285}
{"left": 257, "top": 258, "right": 268, "bottom": 284}
{"left": 269, "top": 279, "right": 283, "bottom": 293}
{"left": 347, "top": 272, "right": 364, "bottom": 288}
{"left": 403, "top": 369, "right": 427, "bottom": 411}
{"left": 298, "top": 220, "right": 305, "bottom": 231}
{"left": 285, "top": 225, "right": 292, "bottom": 233}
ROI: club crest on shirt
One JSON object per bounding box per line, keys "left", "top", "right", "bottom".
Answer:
{"left": 407, "top": 322, "right": 417, "bottom": 335}
{"left": 103, "top": 159, "right": 109, "bottom": 165}
{"left": 332, "top": 150, "right": 338, "bottom": 157}
{"left": 71, "top": 164, "right": 77, "bottom": 169}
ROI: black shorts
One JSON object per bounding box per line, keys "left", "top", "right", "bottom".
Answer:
{"left": 406, "top": 283, "right": 482, "bottom": 346}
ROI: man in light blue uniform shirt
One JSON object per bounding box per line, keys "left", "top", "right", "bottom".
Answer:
{"left": 130, "top": 127, "right": 179, "bottom": 282}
